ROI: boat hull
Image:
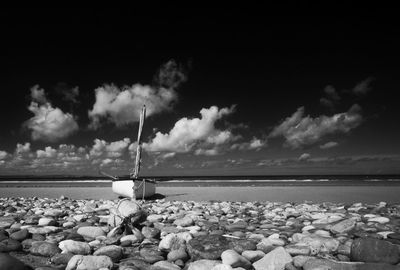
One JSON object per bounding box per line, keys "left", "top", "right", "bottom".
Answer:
{"left": 112, "top": 179, "right": 156, "bottom": 199}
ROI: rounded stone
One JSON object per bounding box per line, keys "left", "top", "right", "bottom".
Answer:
{"left": 187, "top": 235, "right": 231, "bottom": 260}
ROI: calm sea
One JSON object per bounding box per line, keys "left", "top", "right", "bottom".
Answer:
{"left": 0, "top": 175, "right": 400, "bottom": 187}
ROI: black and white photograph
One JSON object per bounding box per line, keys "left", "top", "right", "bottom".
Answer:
{"left": 1, "top": 6, "right": 400, "bottom": 269}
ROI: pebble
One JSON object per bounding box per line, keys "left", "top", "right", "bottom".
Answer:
{"left": 29, "top": 241, "right": 61, "bottom": 257}
{"left": 10, "top": 228, "right": 29, "bottom": 241}
{"left": 350, "top": 238, "right": 400, "bottom": 264}
{"left": 58, "top": 239, "right": 91, "bottom": 255}
{"left": 252, "top": 246, "right": 293, "bottom": 270}
{"left": 92, "top": 245, "right": 123, "bottom": 262}
{"left": 221, "top": 249, "right": 252, "bottom": 269}
{"left": 0, "top": 253, "right": 32, "bottom": 270}
{"left": 187, "top": 259, "right": 221, "bottom": 270}
{"left": 1, "top": 196, "right": 400, "bottom": 269}
{"left": 76, "top": 226, "right": 105, "bottom": 240}
{"left": 66, "top": 255, "right": 113, "bottom": 270}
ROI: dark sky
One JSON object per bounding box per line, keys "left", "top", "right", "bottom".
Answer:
{"left": 0, "top": 6, "right": 399, "bottom": 176}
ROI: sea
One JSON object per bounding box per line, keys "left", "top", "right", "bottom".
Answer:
{"left": 1, "top": 174, "right": 400, "bottom": 187}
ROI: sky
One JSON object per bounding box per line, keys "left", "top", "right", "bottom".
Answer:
{"left": 0, "top": 6, "right": 400, "bottom": 176}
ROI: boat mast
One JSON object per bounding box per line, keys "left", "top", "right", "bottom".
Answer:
{"left": 131, "top": 105, "right": 146, "bottom": 179}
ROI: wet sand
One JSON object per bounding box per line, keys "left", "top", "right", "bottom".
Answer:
{"left": 1, "top": 186, "right": 400, "bottom": 203}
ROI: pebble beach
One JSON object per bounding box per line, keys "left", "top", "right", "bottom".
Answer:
{"left": 1, "top": 195, "right": 400, "bottom": 270}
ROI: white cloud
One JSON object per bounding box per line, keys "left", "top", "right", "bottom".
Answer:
{"left": 88, "top": 84, "right": 177, "bottom": 129}
{"left": 89, "top": 138, "right": 131, "bottom": 158}
{"left": 320, "top": 141, "right": 339, "bottom": 149}
{"left": 269, "top": 105, "right": 362, "bottom": 148}
{"left": 30, "top": 85, "right": 47, "bottom": 104}
{"left": 206, "top": 131, "right": 233, "bottom": 145}
{"left": 0, "top": 151, "right": 8, "bottom": 160}
{"left": 298, "top": 153, "right": 311, "bottom": 161}
{"left": 144, "top": 105, "right": 235, "bottom": 153}
{"left": 101, "top": 158, "right": 113, "bottom": 166}
{"left": 231, "top": 137, "right": 267, "bottom": 151}
{"left": 36, "top": 146, "right": 57, "bottom": 158}
{"left": 26, "top": 102, "right": 79, "bottom": 142}
{"left": 352, "top": 77, "right": 374, "bottom": 95}
{"left": 194, "top": 148, "right": 219, "bottom": 156}
{"left": 161, "top": 152, "right": 176, "bottom": 159}
{"left": 16, "top": 142, "right": 31, "bottom": 154}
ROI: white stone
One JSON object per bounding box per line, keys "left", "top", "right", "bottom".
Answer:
{"left": 152, "top": 260, "right": 181, "bottom": 270}
{"left": 253, "top": 247, "right": 293, "bottom": 270}
{"left": 187, "top": 259, "right": 222, "bottom": 270}
{"left": 58, "top": 240, "right": 91, "bottom": 255}
{"left": 77, "top": 226, "right": 105, "bottom": 239}
{"left": 66, "top": 255, "right": 113, "bottom": 270}
{"left": 368, "top": 216, "right": 390, "bottom": 224}
{"left": 211, "top": 264, "right": 234, "bottom": 270}
{"left": 242, "top": 250, "right": 265, "bottom": 263}
{"left": 221, "top": 249, "right": 251, "bottom": 269}
{"left": 38, "top": 217, "right": 54, "bottom": 226}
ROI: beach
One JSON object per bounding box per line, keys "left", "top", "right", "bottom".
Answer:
{"left": 1, "top": 185, "right": 400, "bottom": 204}
{"left": 1, "top": 181, "right": 400, "bottom": 269}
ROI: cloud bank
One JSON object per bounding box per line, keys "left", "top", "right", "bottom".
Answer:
{"left": 269, "top": 104, "right": 362, "bottom": 148}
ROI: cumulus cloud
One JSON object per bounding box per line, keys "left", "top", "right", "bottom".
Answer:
{"left": 0, "top": 150, "right": 8, "bottom": 160}
{"left": 320, "top": 141, "right": 339, "bottom": 149}
{"left": 231, "top": 137, "right": 267, "bottom": 151}
{"left": 298, "top": 153, "right": 311, "bottom": 161}
{"left": 269, "top": 104, "right": 362, "bottom": 148}
{"left": 16, "top": 142, "right": 31, "bottom": 154}
{"left": 88, "top": 84, "right": 177, "bottom": 129}
{"left": 36, "top": 146, "right": 57, "bottom": 158}
{"left": 352, "top": 77, "right": 374, "bottom": 95}
{"left": 25, "top": 102, "right": 79, "bottom": 142}
{"left": 88, "top": 59, "right": 187, "bottom": 129}
{"left": 30, "top": 85, "right": 48, "bottom": 104}
{"left": 144, "top": 106, "right": 235, "bottom": 153}
{"left": 89, "top": 138, "right": 131, "bottom": 158}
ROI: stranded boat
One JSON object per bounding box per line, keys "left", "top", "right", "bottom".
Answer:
{"left": 100, "top": 105, "right": 156, "bottom": 200}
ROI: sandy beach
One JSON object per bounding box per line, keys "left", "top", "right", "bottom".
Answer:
{"left": 1, "top": 185, "right": 400, "bottom": 204}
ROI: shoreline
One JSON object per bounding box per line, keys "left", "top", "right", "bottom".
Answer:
{"left": 1, "top": 185, "right": 400, "bottom": 204}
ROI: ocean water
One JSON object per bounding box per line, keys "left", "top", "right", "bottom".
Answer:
{"left": 1, "top": 174, "right": 400, "bottom": 187}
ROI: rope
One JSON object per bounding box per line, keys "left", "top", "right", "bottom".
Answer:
{"left": 132, "top": 179, "right": 146, "bottom": 202}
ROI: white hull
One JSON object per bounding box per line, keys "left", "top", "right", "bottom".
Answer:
{"left": 112, "top": 179, "right": 156, "bottom": 199}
